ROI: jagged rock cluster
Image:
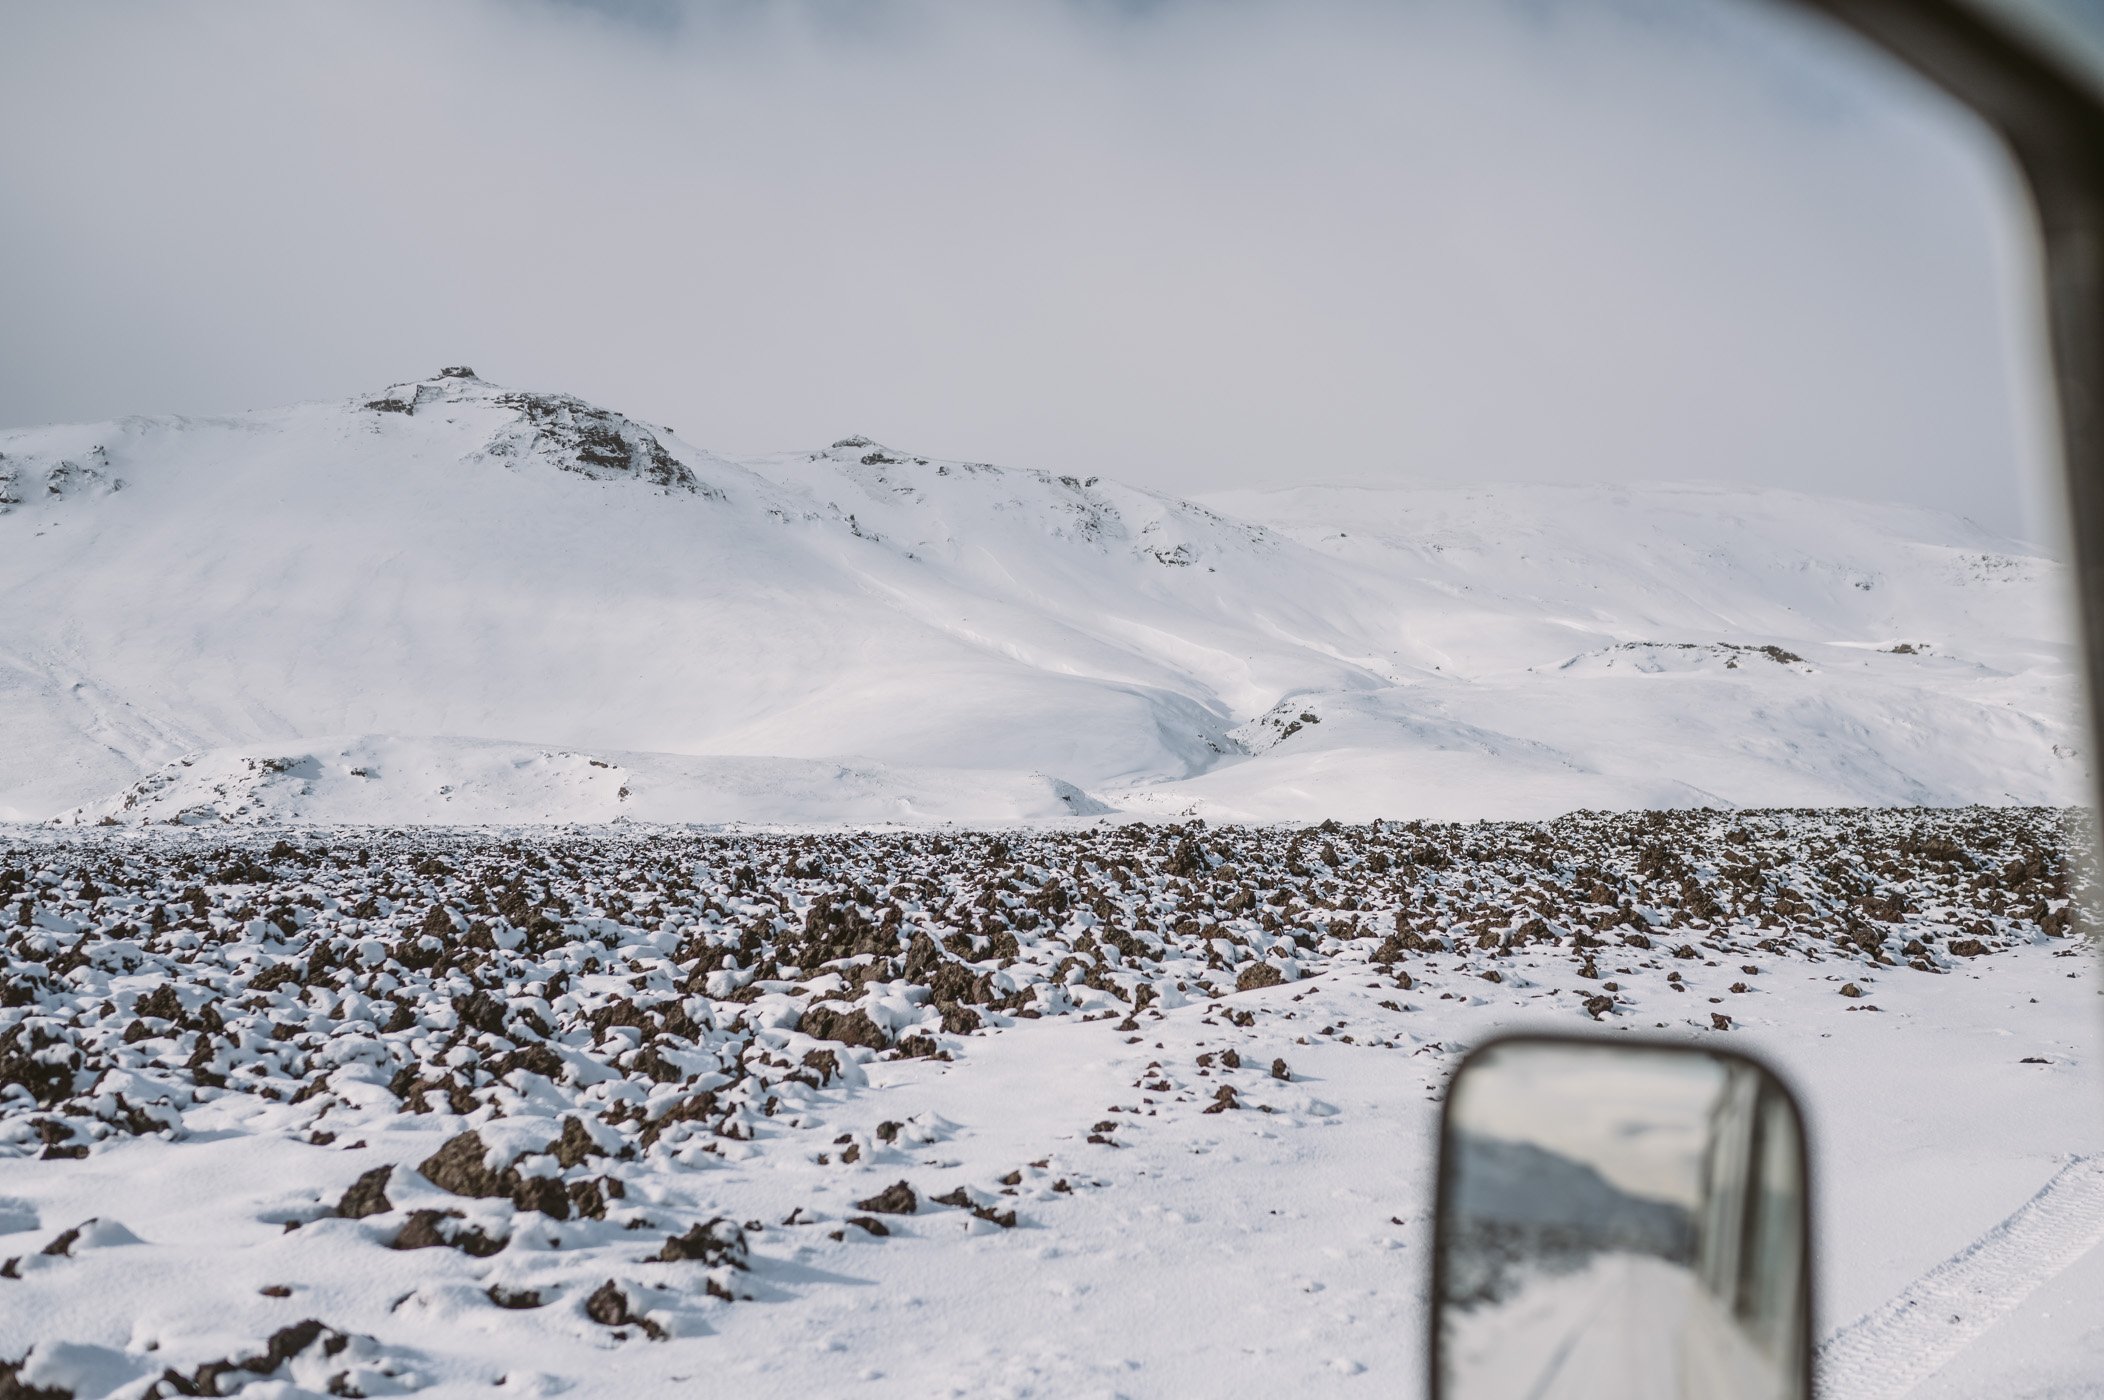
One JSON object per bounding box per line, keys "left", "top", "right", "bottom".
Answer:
{"left": 0, "top": 807, "right": 2080, "bottom": 1164}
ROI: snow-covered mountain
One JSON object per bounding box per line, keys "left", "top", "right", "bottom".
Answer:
{"left": 0, "top": 368, "right": 2080, "bottom": 824}
{"left": 1446, "top": 1132, "right": 1694, "bottom": 1266}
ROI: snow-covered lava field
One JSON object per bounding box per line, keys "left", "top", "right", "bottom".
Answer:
{"left": 0, "top": 809, "right": 2097, "bottom": 1398}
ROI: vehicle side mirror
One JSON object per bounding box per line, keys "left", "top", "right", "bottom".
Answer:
{"left": 1431, "top": 1035, "right": 1812, "bottom": 1399}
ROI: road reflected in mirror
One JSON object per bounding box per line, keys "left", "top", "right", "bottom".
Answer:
{"left": 1436, "top": 1038, "right": 1808, "bottom": 1400}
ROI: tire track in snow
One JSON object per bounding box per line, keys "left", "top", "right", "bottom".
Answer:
{"left": 1816, "top": 1155, "right": 2104, "bottom": 1399}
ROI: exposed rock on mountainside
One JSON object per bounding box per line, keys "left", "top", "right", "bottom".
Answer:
{"left": 0, "top": 444, "right": 122, "bottom": 515}
{"left": 362, "top": 367, "right": 716, "bottom": 497}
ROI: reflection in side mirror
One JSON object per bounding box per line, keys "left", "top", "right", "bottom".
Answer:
{"left": 1432, "top": 1037, "right": 1810, "bottom": 1400}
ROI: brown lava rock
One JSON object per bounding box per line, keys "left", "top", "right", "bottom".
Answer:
{"left": 334, "top": 1165, "right": 393, "bottom": 1219}
{"left": 1236, "top": 962, "right": 1284, "bottom": 992}
{"left": 417, "top": 1128, "right": 604, "bottom": 1221}
{"left": 418, "top": 1131, "right": 509, "bottom": 1198}
{"left": 163, "top": 1319, "right": 352, "bottom": 1398}
{"left": 583, "top": 1281, "right": 664, "bottom": 1339}
{"left": 799, "top": 1005, "right": 890, "bottom": 1049}
{"left": 856, "top": 1180, "right": 918, "bottom": 1215}
{"left": 552, "top": 1116, "right": 603, "bottom": 1168}
{"left": 391, "top": 1209, "right": 505, "bottom": 1256}
{"left": 654, "top": 1218, "right": 749, "bottom": 1268}
{"left": 512, "top": 1176, "right": 573, "bottom": 1220}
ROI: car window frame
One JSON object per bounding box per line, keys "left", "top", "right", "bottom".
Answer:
{"left": 1797, "top": 0, "right": 2104, "bottom": 823}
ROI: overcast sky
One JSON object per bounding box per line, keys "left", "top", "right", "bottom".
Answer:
{"left": 0, "top": 0, "right": 2064, "bottom": 537}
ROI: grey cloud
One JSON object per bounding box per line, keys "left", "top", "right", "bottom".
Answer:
{"left": 0, "top": 0, "right": 2062, "bottom": 537}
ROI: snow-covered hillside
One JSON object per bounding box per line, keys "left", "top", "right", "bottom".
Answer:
{"left": 0, "top": 369, "right": 2079, "bottom": 824}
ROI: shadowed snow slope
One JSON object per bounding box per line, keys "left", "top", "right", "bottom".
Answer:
{"left": 0, "top": 371, "right": 2080, "bottom": 823}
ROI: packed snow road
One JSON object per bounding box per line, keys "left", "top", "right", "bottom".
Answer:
{"left": 1444, "top": 1253, "right": 1702, "bottom": 1400}
{"left": 0, "top": 809, "right": 2094, "bottom": 1398}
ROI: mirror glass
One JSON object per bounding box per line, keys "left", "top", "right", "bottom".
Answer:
{"left": 1436, "top": 1038, "right": 1808, "bottom": 1400}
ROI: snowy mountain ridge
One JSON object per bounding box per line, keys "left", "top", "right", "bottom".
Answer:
{"left": 0, "top": 369, "right": 2080, "bottom": 824}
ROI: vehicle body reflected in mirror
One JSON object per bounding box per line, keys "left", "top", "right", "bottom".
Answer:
{"left": 1432, "top": 1036, "right": 1811, "bottom": 1400}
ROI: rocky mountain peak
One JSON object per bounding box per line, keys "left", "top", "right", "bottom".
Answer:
{"left": 361, "top": 370, "right": 719, "bottom": 498}
{"left": 822, "top": 435, "right": 929, "bottom": 470}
